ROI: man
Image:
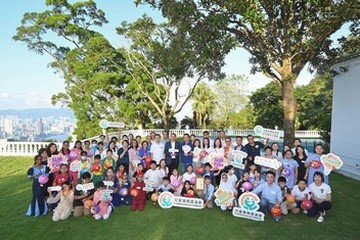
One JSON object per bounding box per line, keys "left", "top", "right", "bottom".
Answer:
{"left": 201, "top": 130, "right": 213, "bottom": 147}
{"left": 252, "top": 171, "right": 282, "bottom": 215}
{"left": 161, "top": 131, "right": 170, "bottom": 145}
{"left": 291, "top": 138, "right": 309, "bottom": 155}
{"left": 218, "top": 130, "right": 226, "bottom": 146}
{"left": 99, "top": 134, "right": 108, "bottom": 148}
{"left": 150, "top": 134, "right": 165, "bottom": 164}
{"left": 150, "top": 132, "right": 156, "bottom": 144}
{"left": 164, "top": 133, "right": 181, "bottom": 174}
{"left": 234, "top": 136, "right": 248, "bottom": 179}
{"left": 245, "top": 134, "right": 266, "bottom": 164}
{"left": 180, "top": 133, "right": 194, "bottom": 173}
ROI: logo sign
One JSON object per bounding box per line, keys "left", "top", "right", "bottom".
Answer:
{"left": 209, "top": 152, "right": 226, "bottom": 170}
{"left": 69, "top": 160, "right": 82, "bottom": 172}
{"left": 231, "top": 150, "right": 248, "bottom": 170}
{"left": 169, "top": 148, "right": 179, "bottom": 159}
{"left": 100, "top": 189, "right": 113, "bottom": 201}
{"left": 182, "top": 145, "right": 191, "bottom": 154}
{"left": 47, "top": 154, "right": 68, "bottom": 172}
{"left": 253, "top": 125, "right": 281, "bottom": 140}
{"left": 103, "top": 181, "right": 114, "bottom": 188}
{"left": 143, "top": 180, "right": 154, "bottom": 191}
{"left": 254, "top": 156, "right": 282, "bottom": 170}
{"left": 232, "top": 192, "right": 265, "bottom": 221}
{"left": 99, "top": 119, "right": 125, "bottom": 129}
{"left": 158, "top": 192, "right": 204, "bottom": 209}
{"left": 320, "top": 153, "right": 344, "bottom": 176}
{"left": 76, "top": 182, "right": 95, "bottom": 192}
{"left": 47, "top": 186, "right": 62, "bottom": 192}
{"left": 214, "top": 188, "right": 234, "bottom": 207}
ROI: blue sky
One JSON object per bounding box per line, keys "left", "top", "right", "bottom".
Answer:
{"left": 0, "top": 0, "right": 350, "bottom": 119}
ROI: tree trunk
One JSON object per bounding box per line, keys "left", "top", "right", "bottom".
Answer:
{"left": 281, "top": 79, "right": 297, "bottom": 147}
{"left": 163, "top": 115, "right": 170, "bottom": 132}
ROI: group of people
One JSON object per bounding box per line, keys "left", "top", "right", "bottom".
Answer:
{"left": 26, "top": 130, "right": 332, "bottom": 223}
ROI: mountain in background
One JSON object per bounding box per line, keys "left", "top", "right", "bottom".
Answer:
{"left": 0, "top": 108, "right": 75, "bottom": 119}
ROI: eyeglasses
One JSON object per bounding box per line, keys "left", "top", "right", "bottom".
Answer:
{"left": 225, "top": 140, "right": 231, "bottom": 142}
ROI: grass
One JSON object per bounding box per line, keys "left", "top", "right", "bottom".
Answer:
{"left": 0, "top": 156, "right": 359, "bottom": 240}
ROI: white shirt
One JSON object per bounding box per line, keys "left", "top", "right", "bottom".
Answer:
{"left": 150, "top": 142, "right": 165, "bottom": 164}
{"left": 144, "top": 169, "right": 163, "bottom": 188}
{"left": 309, "top": 182, "right": 331, "bottom": 200}
{"left": 291, "top": 185, "right": 311, "bottom": 201}
{"left": 227, "top": 173, "right": 238, "bottom": 187}
{"left": 182, "top": 172, "right": 196, "bottom": 182}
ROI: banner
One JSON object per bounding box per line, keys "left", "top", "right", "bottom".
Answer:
{"left": 232, "top": 192, "right": 265, "bottom": 221}
{"left": 158, "top": 192, "right": 204, "bottom": 209}
{"left": 320, "top": 153, "right": 344, "bottom": 175}
{"left": 254, "top": 156, "right": 282, "bottom": 170}
{"left": 99, "top": 119, "right": 125, "bottom": 129}
{"left": 253, "top": 125, "right": 281, "bottom": 140}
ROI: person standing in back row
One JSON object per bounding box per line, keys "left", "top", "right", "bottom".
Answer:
{"left": 164, "top": 133, "right": 181, "bottom": 174}
{"left": 245, "top": 135, "right": 266, "bottom": 165}
{"left": 180, "top": 134, "right": 193, "bottom": 173}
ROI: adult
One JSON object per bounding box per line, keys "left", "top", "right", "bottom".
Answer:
{"left": 201, "top": 130, "right": 214, "bottom": 147}
{"left": 150, "top": 134, "right": 165, "bottom": 165}
{"left": 291, "top": 138, "right": 309, "bottom": 156}
{"left": 245, "top": 134, "right": 265, "bottom": 164}
{"left": 164, "top": 133, "right": 181, "bottom": 174}
{"left": 234, "top": 136, "right": 248, "bottom": 179}
{"left": 200, "top": 137, "right": 213, "bottom": 167}
{"left": 294, "top": 145, "right": 308, "bottom": 182}
{"left": 305, "top": 144, "right": 328, "bottom": 185}
{"left": 128, "top": 139, "right": 140, "bottom": 177}
{"left": 308, "top": 172, "right": 332, "bottom": 223}
{"left": 218, "top": 130, "right": 227, "bottom": 146}
{"left": 60, "top": 141, "right": 70, "bottom": 156}
{"left": 117, "top": 140, "right": 130, "bottom": 173}
{"left": 95, "top": 142, "right": 106, "bottom": 159}
{"left": 180, "top": 134, "right": 194, "bottom": 173}
{"left": 271, "top": 142, "right": 283, "bottom": 161}
{"left": 252, "top": 171, "right": 282, "bottom": 214}
{"left": 138, "top": 141, "right": 151, "bottom": 169}
{"left": 99, "top": 134, "right": 108, "bottom": 148}
{"left": 213, "top": 138, "right": 224, "bottom": 186}
{"left": 46, "top": 142, "right": 59, "bottom": 157}
{"left": 161, "top": 131, "right": 170, "bottom": 145}
{"left": 224, "top": 137, "right": 234, "bottom": 165}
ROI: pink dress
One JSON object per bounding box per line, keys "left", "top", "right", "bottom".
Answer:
{"left": 93, "top": 191, "right": 112, "bottom": 217}
{"left": 128, "top": 148, "right": 140, "bottom": 177}
{"left": 170, "top": 175, "right": 183, "bottom": 196}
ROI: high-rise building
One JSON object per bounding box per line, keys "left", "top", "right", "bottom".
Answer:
{"left": 36, "top": 118, "right": 44, "bottom": 134}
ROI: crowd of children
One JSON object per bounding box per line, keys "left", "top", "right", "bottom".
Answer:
{"left": 26, "top": 131, "right": 333, "bottom": 223}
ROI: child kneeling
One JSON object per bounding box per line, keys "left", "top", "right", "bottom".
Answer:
{"left": 93, "top": 181, "right": 113, "bottom": 220}
{"left": 47, "top": 181, "right": 74, "bottom": 222}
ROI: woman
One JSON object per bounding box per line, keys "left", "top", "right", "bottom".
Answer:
{"left": 107, "top": 141, "right": 118, "bottom": 159}
{"left": 26, "top": 155, "right": 50, "bottom": 217}
{"left": 224, "top": 137, "right": 234, "bottom": 165}
{"left": 213, "top": 138, "right": 224, "bottom": 186}
{"left": 305, "top": 144, "right": 327, "bottom": 185}
{"left": 60, "top": 141, "right": 70, "bottom": 157}
{"left": 294, "top": 145, "right": 307, "bottom": 182}
{"left": 47, "top": 181, "right": 74, "bottom": 222}
{"left": 128, "top": 139, "right": 140, "bottom": 177}
{"left": 192, "top": 139, "right": 202, "bottom": 169}
{"left": 138, "top": 141, "right": 151, "bottom": 169}
{"left": 117, "top": 140, "right": 130, "bottom": 173}
{"left": 271, "top": 142, "right": 283, "bottom": 161}
{"left": 200, "top": 137, "right": 213, "bottom": 167}
{"left": 308, "top": 172, "right": 332, "bottom": 223}
{"left": 46, "top": 142, "right": 58, "bottom": 157}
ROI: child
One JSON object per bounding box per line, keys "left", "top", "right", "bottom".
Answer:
{"left": 102, "top": 150, "right": 117, "bottom": 174}
{"left": 280, "top": 150, "right": 299, "bottom": 189}
{"left": 248, "top": 163, "right": 257, "bottom": 182}
{"left": 116, "top": 164, "right": 126, "bottom": 181}
{"left": 93, "top": 181, "right": 113, "bottom": 220}
{"left": 235, "top": 171, "right": 251, "bottom": 196}
{"left": 131, "top": 172, "right": 146, "bottom": 211}
{"left": 119, "top": 172, "right": 132, "bottom": 206}
{"left": 218, "top": 173, "right": 237, "bottom": 210}
{"left": 79, "top": 151, "right": 91, "bottom": 183}
{"left": 91, "top": 154, "right": 103, "bottom": 185}
{"left": 278, "top": 176, "right": 295, "bottom": 215}
{"left": 290, "top": 179, "right": 311, "bottom": 214}
{"left": 53, "top": 164, "right": 73, "bottom": 186}
{"left": 198, "top": 175, "right": 215, "bottom": 209}
{"left": 133, "top": 163, "right": 146, "bottom": 182}
{"left": 182, "top": 164, "right": 196, "bottom": 183}
{"left": 202, "top": 163, "right": 215, "bottom": 186}
{"left": 170, "top": 168, "right": 183, "bottom": 196}
{"left": 144, "top": 161, "right": 163, "bottom": 190}
{"left": 181, "top": 181, "right": 195, "bottom": 198}
{"left": 157, "top": 159, "right": 169, "bottom": 178}
{"left": 47, "top": 181, "right": 74, "bottom": 222}
{"left": 26, "top": 155, "right": 50, "bottom": 217}
{"left": 73, "top": 172, "right": 94, "bottom": 217}
{"left": 225, "top": 165, "right": 237, "bottom": 188}
{"left": 251, "top": 168, "right": 263, "bottom": 190}
{"left": 157, "top": 177, "right": 175, "bottom": 193}
{"left": 104, "top": 167, "right": 121, "bottom": 207}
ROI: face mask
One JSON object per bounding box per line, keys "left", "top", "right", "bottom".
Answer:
{"left": 92, "top": 144, "right": 97, "bottom": 147}
{"left": 81, "top": 156, "right": 86, "bottom": 160}
{"left": 231, "top": 169, "right": 235, "bottom": 174}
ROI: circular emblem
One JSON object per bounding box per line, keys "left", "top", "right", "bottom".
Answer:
{"left": 99, "top": 119, "right": 109, "bottom": 129}
{"left": 253, "top": 125, "right": 264, "bottom": 136}
{"left": 158, "top": 192, "right": 175, "bottom": 209}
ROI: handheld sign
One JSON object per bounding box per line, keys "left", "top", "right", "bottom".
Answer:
{"left": 77, "top": 182, "right": 95, "bottom": 192}
{"left": 158, "top": 192, "right": 204, "bottom": 209}
{"left": 143, "top": 180, "right": 154, "bottom": 191}
{"left": 320, "top": 153, "right": 344, "bottom": 176}
{"left": 232, "top": 192, "right": 265, "bottom": 221}
{"left": 214, "top": 188, "right": 234, "bottom": 207}
{"left": 168, "top": 148, "right": 179, "bottom": 159}
{"left": 47, "top": 154, "right": 68, "bottom": 172}
{"left": 99, "top": 119, "right": 125, "bottom": 129}
{"left": 254, "top": 156, "right": 282, "bottom": 170}
{"left": 182, "top": 145, "right": 191, "bottom": 154}
{"left": 70, "top": 160, "right": 82, "bottom": 172}
{"left": 209, "top": 152, "right": 226, "bottom": 170}
{"left": 103, "top": 181, "right": 114, "bottom": 188}
{"left": 231, "top": 150, "right": 248, "bottom": 170}
{"left": 100, "top": 189, "right": 113, "bottom": 201}
{"left": 48, "top": 186, "right": 62, "bottom": 192}
{"left": 195, "top": 177, "right": 205, "bottom": 191}
{"left": 253, "top": 125, "right": 281, "bottom": 140}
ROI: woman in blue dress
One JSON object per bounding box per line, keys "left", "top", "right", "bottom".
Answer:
{"left": 26, "top": 155, "right": 50, "bottom": 216}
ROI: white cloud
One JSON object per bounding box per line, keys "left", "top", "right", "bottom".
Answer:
{"left": 0, "top": 92, "right": 10, "bottom": 100}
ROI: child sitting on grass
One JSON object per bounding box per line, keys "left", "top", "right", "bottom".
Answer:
{"left": 47, "top": 181, "right": 74, "bottom": 222}
{"left": 93, "top": 181, "right": 113, "bottom": 220}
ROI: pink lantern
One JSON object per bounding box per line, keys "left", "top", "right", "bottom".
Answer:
{"left": 172, "top": 179, "right": 181, "bottom": 188}
{"left": 243, "top": 182, "right": 253, "bottom": 191}
{"left": 87, "top": 149, "right": 94, "bottom": 157}
{"left": 190, "top": 177, "right": 196, "bottom": 185}
{"left": 119, "top": 188, "right": 128, "bottom": 197}
{"left": 38, "top": 175, "right": 49, "bottom": 184}
{"left": 69, "top": 151, "right": 77, "bottom": 160}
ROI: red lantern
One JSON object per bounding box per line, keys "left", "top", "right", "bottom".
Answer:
{"left": 104, "top": 160, "right": 112, "bottom": 169}
{"left": 301, "top": 199, "right": 313, "bottom": 210}
{"left": 145, "top": 157, "right": 152, "bottom": 163}
{"left": 130, "top": 189, "right": 138, "bottom": 197}
{"left": 196, "top": 167, "right": 204, "bottom": 175}
{"left": 286, "top": 195, "right": 296, "bottom": 204}
{"left": 271, "top": 207, "right": 281, "bottom": 217}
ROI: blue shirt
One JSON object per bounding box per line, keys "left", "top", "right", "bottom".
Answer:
{"left": 204, "top": 183, "right": 215, "bottom": 201}
{"left": 180, "top": 141, "right": 194, "bottom": 164}
{"left": 252, "top": 182, "right": 282, "bottom": 204}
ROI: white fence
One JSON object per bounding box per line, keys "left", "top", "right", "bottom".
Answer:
{"left": 0, "top": 129, "right": 321, "bottom": 156}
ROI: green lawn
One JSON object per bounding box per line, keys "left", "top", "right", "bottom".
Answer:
{"left": 0, "top": 156, "right": 359, "bottom": 240}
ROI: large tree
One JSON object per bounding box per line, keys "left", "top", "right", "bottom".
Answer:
{"left": 138, "top": 0, "right": 360, "bottom": 145}
{"left": 191, "top": 82, "right": 216, "bottom": 128}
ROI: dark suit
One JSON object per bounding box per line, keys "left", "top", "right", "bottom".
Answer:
{"left": 164, "top": 140, "right": 181, "bottom": 174}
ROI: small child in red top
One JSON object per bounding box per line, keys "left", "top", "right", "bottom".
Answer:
{"left": 131, "top": 172, "right": 146, "bottom": 211}
{"left": 53, "top": 164, "right": 73, "bottom": 186}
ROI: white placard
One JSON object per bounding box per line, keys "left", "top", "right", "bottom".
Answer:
{"left": 47, "top": 186, "right": 62, "bottom": 192}
{"left": 103, "top": 181, "right": 114, "bottom": 187}
{"left": 100, "top": 189, "right": 113, "bottom": 201}
{"left": 254, "top": 156, "right": 282, "bottom": 170}
{"left": 99, "top": 119, "right": 125, "bottom": 129}
{"left": 70, "top": 160, "right": 82, "bottom": 172}
{"left": 182, "top": 145, "right": 191, "bottom": 153}
{"left": 157, "top": 192, "right": 204, "bottom": 209}
{"left": 232, "top": 192, "right": 265, "bottom": 221}
{"left": 82, "top": 182, "right": 95, "bottom": 191}
{"left": 143, "top": 180, "right": 154, "bottom": 191}
{"left": 231, "top": 150, "right": 247, "bottom": 169}
{"left": 253, "top": 125, "right": 281, "bottom": 140}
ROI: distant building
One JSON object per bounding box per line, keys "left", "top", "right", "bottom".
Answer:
{"left": 36, "top": 118, "right": 44, "bottom": 134}
{"left": 331, "top": 53, "right": 360, "bottom": 181}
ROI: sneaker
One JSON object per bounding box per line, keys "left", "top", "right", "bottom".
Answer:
{"left": 303, "top": 210, "right": 308, "bottom": 214}
{"left": 317, "top": 216, "right": 324, "bottom": 223}
{"left": 323, "top": 211, "right": 326, "bottom": 216}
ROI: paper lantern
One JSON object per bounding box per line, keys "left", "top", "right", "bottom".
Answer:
{"left": 190, "top": 177, "right": 196, "bottom": 185}
{"left": 243, "top": 182, "right": 253, "bottom": 191}
{"left": 84, "top": 199, "right": 93, "bottom": 209}
{"left": 38, "top": 175, "right": 49, "bottom": 184}
{"left": 69, "top": 151, "right": 77, "bottom": 160}
{"left": 130, "top": 189, "right": 138, "bottom": 197}
{"left": 119, "top": 188, "right": 128, "bottom": 197}
{"left": 301, "top": 199, "right": 313, "bottom": 210}
{"left": 311, "top": 160, "right": 322, "bottom": 169}
{"left": 92, "top": 164, "right": 101, "bottom": 172}
{"left": 271, "top": 207, "right": 281, "bottom": 217}
{"left": 151, "top": 193, "right": 158, "bottom": 202}
{"left": 186, "top": 190, "right": 194, "bottom": 198}
{"left": 282, "top": 167, "right": 292, "bottom": 178}
{"left": 91, "top": 204, "right": 100, "bottom": 214}
{"left": 104, "top": 160, "right": 112, "bottom": 169}
{"left": 172, "top": 179, "right": 181, "bottom": 188}
{"left": 286, "top": 194, "right": 296, "bottom": 204}
{"left": 87, "top": 149, "right": 94, "bottom": 157}
{"left": 117, "top": 171, "right": 123, "bottom": 179}
{"left": 145, "top": 157, "right": 152, "bottom": 163}
{"left": 196, "top": 167, "right": 204, "bottom": 175}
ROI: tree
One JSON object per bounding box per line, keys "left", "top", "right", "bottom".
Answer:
{"left": 191, "top": 82, "right": 216, "bottom": 128}
{"left": 13, "top": 0, "right": 159, "bottom": 139}
{"left": 210, "top": 74, "right": 250, "bottom": 128}
{"left": 180, "top": 116, "right": 194, "bottom": 129}
{"left": 117, "top": 16, "right": 224, "bottom": 131}
{"left": 139, "top": 0, "right": 360, "bottom": 145}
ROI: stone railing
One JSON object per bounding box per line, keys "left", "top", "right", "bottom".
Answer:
{"left": 0, "top": 129, "right": 321, "bottom": 156}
